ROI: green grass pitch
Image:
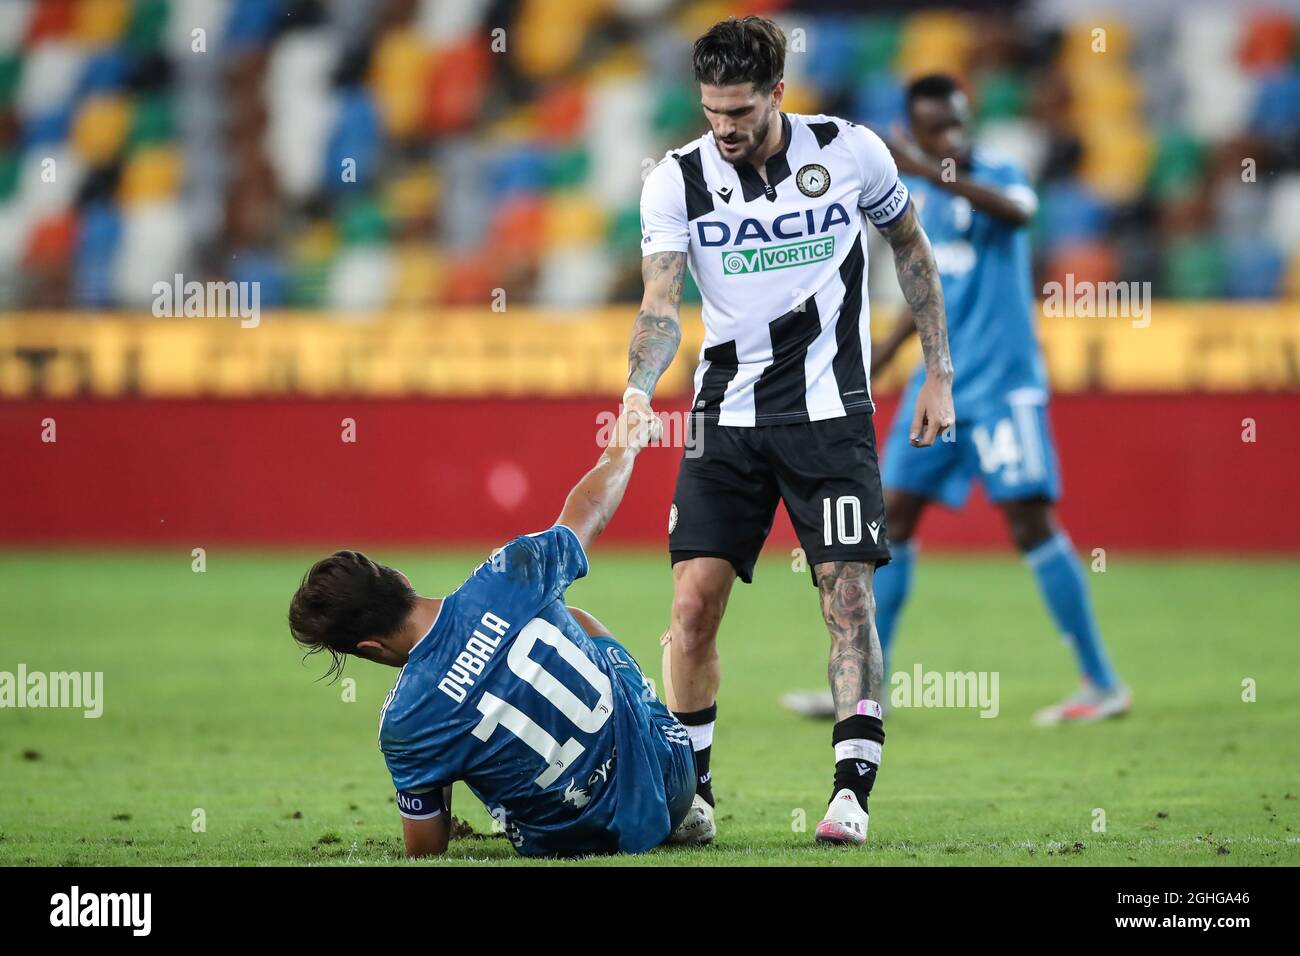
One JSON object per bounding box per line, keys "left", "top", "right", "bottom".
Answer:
{"left": 1, "top": 548, "right": 1297, "bottom": 866}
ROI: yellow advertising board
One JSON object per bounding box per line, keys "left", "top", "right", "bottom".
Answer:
{"left": 0, "top": 304, "right": 1297, "bottom": 398}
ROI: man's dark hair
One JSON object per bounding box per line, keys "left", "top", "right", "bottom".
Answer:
{"left": 693, "top": 16, "right": 786, "bottom": 93}
{"left": 288, "top": 550, "right": 416, "bottom": 680}
{"left": 906, "top": 73, "right": 962, "bottom": 108}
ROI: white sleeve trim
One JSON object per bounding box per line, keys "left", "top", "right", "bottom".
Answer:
{"left": 640, "top": 240, "right": 690, "bottom": 255}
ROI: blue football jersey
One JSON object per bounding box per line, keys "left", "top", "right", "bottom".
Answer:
{"left": 378, "top": 526, "right": 676, "bottom": 857}
{"left": 901, "top": 148, "right": 1048, "bottom": 418}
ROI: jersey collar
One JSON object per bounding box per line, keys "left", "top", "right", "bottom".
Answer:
{"left": 734, "top": 112, "right": 793, "bottom": 203}
{"left": 408, "top": 597, "right": 446, "bottom": 660}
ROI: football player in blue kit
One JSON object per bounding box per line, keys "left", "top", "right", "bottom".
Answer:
{"left": 287, "top": 407, "right": 712, "bottom": 858}
{"left": 872, "top": 74, "right": 1130, "bottom": 724}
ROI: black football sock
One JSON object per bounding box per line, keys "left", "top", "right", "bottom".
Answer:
{"left": 673, "top": 703, "right": 717, "bottom": 807}
{"left": 831, "top": 706, "right": 885, "bottom": 809}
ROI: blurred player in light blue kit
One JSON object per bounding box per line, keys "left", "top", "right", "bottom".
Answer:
{"left": 878, "top": 74, "right": 1129, "bottom": 724}
{"left": 786, "top": 74, "right": 1128, "bottom": 724}
{"left": 287, "top": 407, "right": 712, "bottom": 857}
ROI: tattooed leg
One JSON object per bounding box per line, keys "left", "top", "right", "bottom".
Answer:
{"left": 815, "top": 561, "right": 883, "bottom": 720}
{"left": 812, "top": 560, "right": 886, "bottom": 844}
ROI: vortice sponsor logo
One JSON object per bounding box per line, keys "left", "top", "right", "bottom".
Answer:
{"left": 721, "top": 236, "right": 836, "bottom": 275}
{"left": 696, "top": 202, "right": 848, "bottom": 275}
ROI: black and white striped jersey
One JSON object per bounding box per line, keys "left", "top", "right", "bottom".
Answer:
{"left": 640, "top": 112, "right": 909, "bottom": 427}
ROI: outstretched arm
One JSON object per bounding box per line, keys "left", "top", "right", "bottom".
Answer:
{"left": 556, "top": 407, "right": 657, "bottom": 553}
{"left": 624, "top": 251, "right": 686, "bottom": 416}
{"left": 876, "top": 204, "right": 954, "bottom": 446}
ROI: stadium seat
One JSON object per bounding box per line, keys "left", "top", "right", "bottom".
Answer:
{"left": 117, "top": 145, "right": 181, "bottom": 204}
{"left": 1249, "top": 69, "right": 1300, "bottom": 140}
{"left": 1265, "top": 174, "right": 1300, "bottom": 251}
{"left": 15, "top": 40, "right": 83, "bottom": 118}
{"left": 77, "top": 49, "right": 129, "bottom": 96}
{"left": 853, "top": 73, "right": 906, "bottom": 134}
{"left": 70, "top": 93, "right": 131, "bottom": 164}
{"left": 1147, "top": 126, "right": 1205, "bottom": 200}
{"left": 1164, "top": 236, "right": 1225, "bottom": 299}
{"left": 326, "top": 90, "right": 383, "bottom": 194}
{"left": 542, "top": 193, "right": 608, "bottom": 248}
{"left": 113, "top": 200, "right": 190, "bottom": 306}
{"left": 1078, "top": 121, "right": 1153, "bottom": 202}
{"left": 896, "top": 12, "right": 973, "bottom": 80}
{"left": 1238, "top": 12, "right": 1296, "bottom": 71}
{"left": 1223, "top": 238, "right": 1285, "bottom": 299}
{"left": 1044, "top": 241, "right": 1117, "bottom": 287}
{"left": 371, "top": 29, "right": 430, "bottom": 141}
{"left": 73, "top": 0, "right": 131, "bottom": 46}
{"left": 977, "top": 69, "right": 1028, "bottom": 122}
{"left": 329, "top": 246, "right": 396, "bottom": 311}
{"left": 1037, "top": 181, "right": 1110, "bottom": 248}
{"left": 425, "top": 35, "right": 491, "bottom": 134}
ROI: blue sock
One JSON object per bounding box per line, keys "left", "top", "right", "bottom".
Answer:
{"left": 874, "top": 540, "right": 916, "bottom": 670}
{"left": 1024, "top": 532, "right": 1117, "bottom": 690}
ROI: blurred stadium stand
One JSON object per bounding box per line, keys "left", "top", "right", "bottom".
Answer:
{"left": 1, "top": 1, "right": 1298, "bottom": 551}
{"left": 1, "top": 0, "right": 1299, "bottom": 314}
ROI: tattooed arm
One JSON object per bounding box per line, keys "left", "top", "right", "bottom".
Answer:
{"left": 877, "top": 203, "right": 955, "bottom": 447}
{"left": 624, "top": 251, "right": 686, "bottom": 418}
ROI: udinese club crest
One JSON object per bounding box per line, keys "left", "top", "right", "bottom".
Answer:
{"left": 796, "top": 163, "right": 830, "bottom": 198}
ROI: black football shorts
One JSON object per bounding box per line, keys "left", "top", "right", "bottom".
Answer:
{"left": 668, "top": 412, "right": 890, "bottom": 586}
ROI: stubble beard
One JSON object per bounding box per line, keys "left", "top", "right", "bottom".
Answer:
{"left": 721, "top": 108, "right": 773, "bottom": 168}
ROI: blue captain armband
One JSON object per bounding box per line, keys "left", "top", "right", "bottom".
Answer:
{"left": 395, "top": 787, "right": 445, "bottom": 821}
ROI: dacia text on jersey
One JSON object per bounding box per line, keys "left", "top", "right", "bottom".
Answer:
{"left": 698, "top": 202, "right": 851, "bottom": 276}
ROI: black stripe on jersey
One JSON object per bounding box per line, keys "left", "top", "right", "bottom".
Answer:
{"left": 736, "top": 113, "right": 793, "bottom": 203}
{"left": 753, "top": 293, "right": 822, "bottom": 423}
{"left": 832, "top": 234, "right": 870, "bottom": 407}
{"left": 694, "top": 339, "right": 739, "bottom": 416}
{"left": 808, "top": 120, "right": 840, "bottom": 148}
{"left": 673, "top": 148, "right": 714, "bottom": 221}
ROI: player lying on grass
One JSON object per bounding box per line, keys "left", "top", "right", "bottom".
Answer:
{"left": 287, "top": 407, "right": 712, "bottom": 858}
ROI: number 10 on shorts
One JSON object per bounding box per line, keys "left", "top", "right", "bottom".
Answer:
{"left": 822, "top": 495, "right": 864, "bottom": 545}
